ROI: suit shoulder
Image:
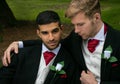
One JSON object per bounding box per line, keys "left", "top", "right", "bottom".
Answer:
{"left": 16, "top": 45, "right": 41, "bottom": 56}
{"left": 19, "top": 45, "right": 41, "bottom": 52}
{"left": 59, "top": 46, "right": 73, "bottom": 60}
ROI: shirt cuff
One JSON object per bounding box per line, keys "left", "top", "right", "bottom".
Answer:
{"left": 18, "top": 41, "right": 23, "bottom": 48}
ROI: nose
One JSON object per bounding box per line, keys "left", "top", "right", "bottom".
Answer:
{"left": 74, "top": 26, "right": 79, "bottom": 33}
{"left": 49, "top": 33, "right": 54, "bottom": 40}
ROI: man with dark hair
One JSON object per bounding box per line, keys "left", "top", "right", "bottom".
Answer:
{"left": 0, "top": 10, "right": 77, "bottom": 84}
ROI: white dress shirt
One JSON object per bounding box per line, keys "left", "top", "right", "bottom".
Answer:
{"left": 35, "top": 43, "right": 61, "bottom": 84}
{"left": 82, "top": 24, "right": 106, "bottom": 83}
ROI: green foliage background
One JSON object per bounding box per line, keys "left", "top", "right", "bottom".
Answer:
{"left": 101, "top": 0, "right": 120, "bottom": 29}
{"left": 6, "top": 0, "right": 120, "bottom": 29}
{"left": 6, "top": 0, "right": 71, "bottom": 24}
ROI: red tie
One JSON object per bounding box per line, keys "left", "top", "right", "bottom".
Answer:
{"left": 87, "top": 24, "right": 107, "bottom": 53}
{"left": 87, "top": 39, "right": 99, "bottom": 53}
{"left": 43, "top": 51, "right": 55, "bottom": 65}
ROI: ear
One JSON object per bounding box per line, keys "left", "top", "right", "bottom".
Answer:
{"left": 37, "top": 29, "right": 41, "bottom": 38}
{"left": 60, "top": 25, "right": 64, "bottom": 31}
{"left": 93, "top": 13, "right": 101, "bottom": 22}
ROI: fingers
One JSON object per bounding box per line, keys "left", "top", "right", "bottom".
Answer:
{"left": 80, "top": 70, "right": 98, "bottom": 84}
{"left": 81, "top": 70, "right": 94, "bottom": 78}
{"left": 2, "top": 41, "right": 19, "bottom": 66}
{"left": 6, "top": 50, "right": 11, "bottom": 64}
{"left": 80, "top": 70, "right": 88, "bottom": 78}
{"left": 2, "top": 50, "right": 11, "bottom": 66}
{"left": 2, "top": 52, "right": 8, "bottom": 66}
{"left": 15, "top": 46, "right": 18, "bottom": 54}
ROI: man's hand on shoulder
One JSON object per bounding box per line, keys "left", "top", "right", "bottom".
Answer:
{"left": 2, "top": 41, "right": 19, "bottom": 66}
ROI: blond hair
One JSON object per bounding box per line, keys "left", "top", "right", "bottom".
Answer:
{"left": 65, "top": 0, "right": 101, "bottom": 18}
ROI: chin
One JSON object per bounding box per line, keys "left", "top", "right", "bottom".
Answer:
{"left": 48, "top": 46, "right": 57, "bottom": 50}
{"left": 82, "top": 37, "right": 87, "bottom": 40}
{"left": 82, "top": 35, "right": 89, "bottom": 40}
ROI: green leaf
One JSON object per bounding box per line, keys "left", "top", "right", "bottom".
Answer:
{"left": 105, "top": 45, "right": 112, "bottom": 53}
{"left": 58, "top": 70, "right": 66, "bottom": 74}
{"left": 101, "top": 45, "right": 118, "bottom": 63}
{"left": 50, "top": 61, "right": 66, "bottom": 75}
{"left": 59, "top": 61, "right": 64, "bottom": 66}
{"left": 109, "top": 56, "right": 118, "bottom": 62}
{"left": 50, "top": 65, "right": 56, "bottom": 71}
{"left": 101, "top": 53, "right": 108, "bottom": 60}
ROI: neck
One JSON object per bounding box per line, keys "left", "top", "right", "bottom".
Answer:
{"left": 95, "top": 21, "right": 104, "bottom": 36}
{"left": 98, "top": 21, "right": 104, "bottom": 30}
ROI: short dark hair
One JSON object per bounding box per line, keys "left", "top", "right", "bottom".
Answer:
{"left": 36, "top": 10, "right": 61, "bottom": 26}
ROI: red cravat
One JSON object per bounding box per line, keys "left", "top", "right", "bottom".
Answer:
{"left": 87, "top": 39, "right": 99, "bottom": 53}
{"left": 43, "top": 51, "right": 55, "bottom": 65}
{"left": 87, "top": 24, "right": 107, "bottom": 53}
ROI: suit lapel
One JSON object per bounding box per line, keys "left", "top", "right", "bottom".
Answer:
{"left": 101, "top": 24, "right": 113, "bottom": 81}
{"left": 44, "top": 46, "right": 67, "bottom": 84}
{"left": 72, "top": 33, "right": 88, "bottom": 71}
{"left": 27, "top": 44, "right": 42, "bottom": 83}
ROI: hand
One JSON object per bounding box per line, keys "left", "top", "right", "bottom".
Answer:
{"left": 2, "top": 41, "right": 19, "bottom": 66}
{"left": 80, "top": 70, "right": 98, "bottom": 84}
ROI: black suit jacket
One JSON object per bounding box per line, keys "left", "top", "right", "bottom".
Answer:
{"left": 0, "top": 41, "right": 79, "bottom": 84}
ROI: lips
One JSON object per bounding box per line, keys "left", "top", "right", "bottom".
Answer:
{"left": 49, "top": 41, "right": 57, "bottom": 46}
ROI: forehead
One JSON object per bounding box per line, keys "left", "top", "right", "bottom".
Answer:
{"left": 71, "top": 12, "right": 89, "bottom": 24}
{"left": 38, "top": 22, "right": 60, "bottom": 31}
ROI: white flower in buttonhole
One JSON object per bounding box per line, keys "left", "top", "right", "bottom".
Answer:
{"left": 101, "top": 45, "right": 118, "bottom": 62}
{"left": 55, "top": 63, "right": 63, "bottom": 71}
{"left": 104, "top": 50, "right": 111, "bottom": 59}
{"left": 50, "top": 61, "right": 66, "bottom": 74}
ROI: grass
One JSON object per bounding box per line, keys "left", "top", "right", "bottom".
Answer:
{"left": 6, "top": 0, "right": 71, "bottom": 24}
{"left": 6, "top": 0, "right": 120, "bottom": 29}
{"left": 101, "top": 0, "right": 120, "bottom": 29}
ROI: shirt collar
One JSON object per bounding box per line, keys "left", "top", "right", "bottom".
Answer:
{"left": 42, "top": 43, "right": 61, "bottom": 55}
